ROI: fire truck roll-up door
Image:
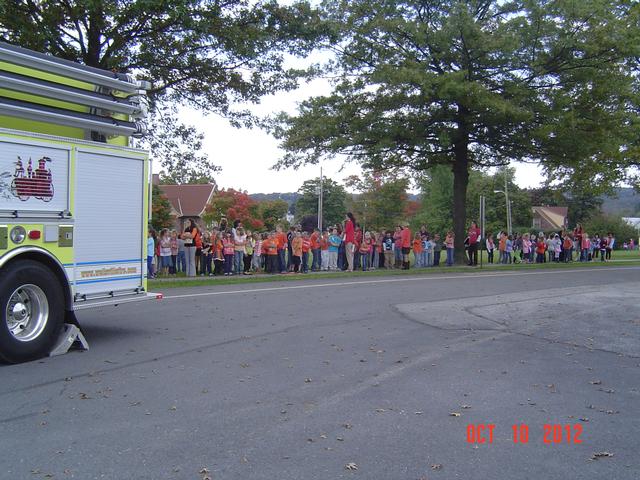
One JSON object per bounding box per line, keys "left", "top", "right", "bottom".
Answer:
{"left": 73, "top": 147, "right": 146, "bottom": 302}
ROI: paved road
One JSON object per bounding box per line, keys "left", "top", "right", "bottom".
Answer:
{"left": 1, "top": 266, "right": 639, "bottom": 479}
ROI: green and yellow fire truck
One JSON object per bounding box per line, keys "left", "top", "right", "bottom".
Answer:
{"left": 0, "top": 42, "right": 157, "bottom": 363}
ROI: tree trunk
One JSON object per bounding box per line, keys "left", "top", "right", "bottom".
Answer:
{"left": 452, "top": 149, "right": 469, "bottom": 265}
{"left": 85, "top": 4, "right": 104, "bottom": 68}
{"left": 452, "top": 107, "right": 470, "bottom": 265}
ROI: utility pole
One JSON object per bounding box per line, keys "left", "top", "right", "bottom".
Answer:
{"left": 504, "top": 174, "right": 512, "bottom": 235}
{"left": 479, "top": 195, "right": 485, "bottom": 268}
{"left": 317, "top": 166, "right": 323, "bottom": 230}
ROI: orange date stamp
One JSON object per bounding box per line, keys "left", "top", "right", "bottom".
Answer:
{"left": 466, "top": 424, "right": 584, "bottom": 444}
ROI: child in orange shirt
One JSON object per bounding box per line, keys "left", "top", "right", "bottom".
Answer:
{"left": 301, "top": 232, "right": 311, "bottom": 273}
{"left": 412, "top": 232, "right": 423, "bottom": 268}
{"left": 291, "top": 232, "right": 303, "bottom": 273}
{"left": 264, "top": 233, "right": 279, "bottom": 274}
{"left": 359, "top": 232, "right": 372, "bottom": 271}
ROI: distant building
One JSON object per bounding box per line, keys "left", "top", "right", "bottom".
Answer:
{"left": 531, "top": 206, "right": 568, "bottom": 231}
{"left": 153, "top": 174, "right": 215, "bottom": 231}
{"left": 622, "top": 217, "right": 640, "bottom": 229}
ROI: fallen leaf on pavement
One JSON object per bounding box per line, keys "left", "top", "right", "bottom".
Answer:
{"left": 590, "top": 452, "right": 614, "bottom": 460}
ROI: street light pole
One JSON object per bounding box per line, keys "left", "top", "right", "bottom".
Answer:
{"left": 317, "top": 166, "right": 323, "bottom": 230}
{"left": 504, "top": 175, "right": 512, "bottom": 235}
{"left": 494, "top": 177, "right": 512, "bottom": 235}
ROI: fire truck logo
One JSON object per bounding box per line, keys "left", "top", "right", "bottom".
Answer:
{"left": 9, "top": 156, "right": 54, "bottom": 202}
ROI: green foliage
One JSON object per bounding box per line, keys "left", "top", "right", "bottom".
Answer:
{"left": 416, "top": 166, "right": 532, "bottom": 235}
{"left": 582, "top": 214, "right": 637, "bottom": 246}
{"left": 259, "top": 199, "right": 289, "bottom": 230}
{"left": 345, "top": 172, "right": 409, "bottom": 231}
{"left": 295, "top": 177, "right": 347, "bottom": 227}
{"left": 412, "top": 166, "right": 454, "bottom": 235}
{"left": 150, "top": 184, "right": 174, "bottom": 231}
{"left": 150, "top": 104, "right": 220, "bottom": 184}
{"left": 0, "top": 0, "right": 320, "bottom": 180}
{"left": 272, "top": 0, "right": 640, "bottom": 262}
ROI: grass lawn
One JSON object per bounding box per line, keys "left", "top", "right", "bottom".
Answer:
{"left": 149, "top": 248, "right": 640, "bottom": 289}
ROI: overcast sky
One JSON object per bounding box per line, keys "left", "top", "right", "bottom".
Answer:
{"left": 176, "top": 76, "right": 546, "bottom": 195}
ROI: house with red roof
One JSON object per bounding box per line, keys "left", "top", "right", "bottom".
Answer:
{"left": 531, "top": 206, "right": 568, "bottom": 231}
{"left": 153, "top": 174, "right": 215, "bottom": 231}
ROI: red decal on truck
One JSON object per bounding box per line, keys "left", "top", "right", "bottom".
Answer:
{"left": 10, "top": 156, "right": 54, "bottom": 202}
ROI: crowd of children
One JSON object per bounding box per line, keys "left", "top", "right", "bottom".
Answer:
{"left": 146, "top": 216, "right": 631, "bottom": 278}
{"left": 482, "top": 224, "right": 619, "bottom": 265}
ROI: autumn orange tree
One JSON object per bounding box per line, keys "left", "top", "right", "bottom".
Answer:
{"left": 203, "top": 188, "right": 264, "bottom": 230}
{"left": 150, "top": 184, "right": 175, "bottom": 231}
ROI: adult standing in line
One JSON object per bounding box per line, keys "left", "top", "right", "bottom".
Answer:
{"left": 393, "top": 225, "right": 403, "bottom": 268}
{"left": 467, "top": 221, "right": 481, "bottom": 266}
{"left": 183, "top": 218, "right": 197, "bottom": 277}
{"left": 573, "top": 223, "right": 584, "bottom": 261}
{"left": 400, "top": 222, "right": 411, "bottom": 269}
{"left": 606, "top": 232, "right": 615, "bottom": 260}
{"left": 310, "top": 228, "right": 321, "bottom": 271}
{"left": 194, "top": 223, "right": 203, "bottom": 274}
{"left": 233, "top": 226, "right": 247, "bottom": 275}
{"left": 344, "top": 212, "right": 356, "bottom": 272}
{"left": 276, "top": 225, "right": 288, "bottom": 273}
{"left": 287, "top": 226, "right": 296, "bottom": 271}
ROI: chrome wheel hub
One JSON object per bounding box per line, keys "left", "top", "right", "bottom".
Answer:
{"left": 6, "top": 284, "right": 49, "bottom": 342}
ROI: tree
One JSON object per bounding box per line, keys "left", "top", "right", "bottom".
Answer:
{"left": 273, "top": 0, "right": 639, "bottom": 262}
{"left": 295, "top": 177, "right": 347, "bottom": 227}
{"left": 203, "top": 188, "right": 264, "bottom": 230}
{"left": 415, "top": 166, "right": 532, "bottom": 236}
{"left": 259, "top": 199, "right": 289, "bottom": 230}
{"left": 583, "top": 214, "right": 637, "bottom": 245}
{"left": 0, "top": 0, "right": 319, "bottom": 180}
{"left": 344, "top": 172, "right": 409, "bottom": 231}
{"left": 150, "top": 184, "right": 174, "bottom": 231}
{"left": 149, "top": 104, "right": 220, "bottom": 185}
{"left": 413, "top": 166, "right": 454, "bottom": 235}
{"left": 525, "top": 186, "right": 603, "bottom": 226}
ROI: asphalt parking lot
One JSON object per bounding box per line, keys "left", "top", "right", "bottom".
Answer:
{"left": 1, "top": 266, "right": 639, "bottom": 479}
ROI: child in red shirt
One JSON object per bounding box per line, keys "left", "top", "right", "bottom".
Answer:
{"left": 535, "top": 237, "right": 546, "bottom": 263}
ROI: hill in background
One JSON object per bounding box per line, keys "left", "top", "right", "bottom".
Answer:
{"left": 250, "top": 187, "right": 639, "bottom": 217}
{"left": 601, "top": 187, "right": 640, "bottom": 217}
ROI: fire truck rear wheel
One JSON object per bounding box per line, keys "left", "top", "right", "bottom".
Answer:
{"left": 0, "top": 260, "right": 64, "bottom": 364}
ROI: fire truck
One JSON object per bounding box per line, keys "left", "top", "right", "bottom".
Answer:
{"left": 0, "top": 42, "right": 158, "bottom": 363}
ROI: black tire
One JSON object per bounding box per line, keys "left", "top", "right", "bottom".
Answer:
{"left": 0, "top": 260, "right": 64, "bottom": 363}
